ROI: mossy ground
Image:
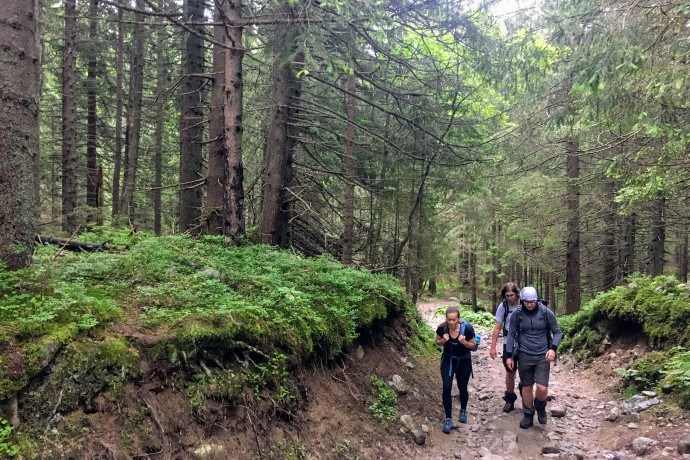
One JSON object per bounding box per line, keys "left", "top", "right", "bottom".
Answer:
{"left": 559, "top": 275, "right": 690, "bottom": 408}
{"left": 0, "top": 228, "right": 429, "bottom": 458}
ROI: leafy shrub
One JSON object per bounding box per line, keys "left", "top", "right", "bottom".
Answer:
{"left": 615, "top": 347, "right": 690, "bottom": 408}
{"left": 435, "top": 306, "right": 495, "bottom": 329}
{"left": 0, "top": 418, "right": 19, "bottom": 457}
{"left": 368, "top": 376, "right": 397, "bottom": 420}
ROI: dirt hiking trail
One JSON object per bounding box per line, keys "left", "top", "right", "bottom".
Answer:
{"left": 409, "top": 299, "right": 690, "bottom": 459}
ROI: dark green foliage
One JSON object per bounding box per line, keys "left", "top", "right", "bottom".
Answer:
{"left": 0, "top": 228, "right": 411, "bottom": 406}
{"left": 615, "top": 347, "right": 690, "bottom": 409}
{"left": 560, "top": 275, "right": 690, "bottom": 361}
{"left": 559, "top": 275, "right": 690, "bottom": 407}
{"left": 435, "top": 307, "right": 495, "bottom": 329}
{"left": 368, "top": 375, "right": 397, "bottom": 420}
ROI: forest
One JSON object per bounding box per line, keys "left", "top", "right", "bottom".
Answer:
{"left": 1, "top": 0, "right": 690, "bottom": 457}
{"left": 1, "top": 0, "right": 686, "bottom": 311}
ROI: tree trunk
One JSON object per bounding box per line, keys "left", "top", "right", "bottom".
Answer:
{"left": 178, "top": 0, "right": 205, "bottom": 233}
{"left": 119, "top": 0, "right": 146, "bottom": 222}
{"left": 602, "top": 178, "right": 617, "bottom": 290}
{"left": 620, "top": 212, "right": 637, "bottom": 278}
{"left": 259, "top": 2, "right": 302, "bottom": 247}
{"left": 152, "top": 9, "right": 166, "bottom": 236}
{"left": 342, "top": 33, "right": 356, "bottom": 265}
{"left": 648, "top": 198, "right": 665, "bottom": 277}
{"left": 0, "top": 0, "right": 40, "bottom": 269}
{"left": 62, "top": 0, "right": 78, "bottom": 233}
{"left": 111, "top": 0, "right": 124, "bottom": 217}
{"left": 222, "top": 0, "right": 245, "bottom": 240}
{"left": 470, "top": 249, "right": 478, "bottom": 311}
{"left": 205, "top": 5, "right": 226, "bottom": 235}
{"left": 86, "top": 0, "right": 99, "bottom": 220}
{"left": 565, "top": 134, "right": 581, "bottom": 314}
{"left": 676, "top": 226, "right": 688, "bottom": 283}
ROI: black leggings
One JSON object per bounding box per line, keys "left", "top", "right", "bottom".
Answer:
{"left": 440, "top": 355, "right": 472, "bottom": 418}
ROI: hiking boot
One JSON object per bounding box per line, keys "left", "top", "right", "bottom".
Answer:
{"left": 442, "top": 418, "right": 453, "bottom": 434}
{"left": 502, "top": 391, "right": 518, "bottom": 413}
{"left": 535, "top": 398, "right": 547, "bottom": 424}
{"left": 459, "top": 409, "right": 467, "bottom": 423}
{"left": 519, "top": 406, "right": 534, "bottom": 429}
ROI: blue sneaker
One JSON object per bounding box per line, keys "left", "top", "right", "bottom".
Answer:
{"left": 442, "top": 418, "right": 453, "bottom": 434}
{"left": 459, "top": 409, "right": 468, "bottom": 423}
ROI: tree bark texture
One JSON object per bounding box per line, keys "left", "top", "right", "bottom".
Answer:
{"left": 676, "top": 226, "right": 688, "bottom": 283}
{"left": 259, "top": 2, "right": 302, "bottom": 247}
{"left": 111, "top": 0, "right": 125, "bottom": 217}
{"left": 648, "top": 198, "right": 665, "bottom": 277}
{"left": 222, "top": 0, "right": 246, "bottom": 240}
{"left": 620, "top": 212, "right": 636, "bottom": 278}
{"left": 564, "top": 135, "right": 581, "bottom": 314}
{"left": 178, "top": 0, "right": 205, "bottom": 233}
{"left": 0, "top": 0, "right": 40, "bottom": 269}
{"left": 602, "top": 178, "right": 617, "bottom": 291}
{"left": 153, "top": 11, "right": 166, "bottom": 236}
{"left": 86, "top": 0, "right": 99, "bottom": 219}
{"left": 205, "top": 5, "right": 226, "bottom": 235}
{"left": 342, "top": 34, "right": 356, "bottom": 265}
{"left": 62, "top": 0, "right": 78, "bottom": 233}
{"left": 120, "top": 0, "right": 146, "bottom": 221}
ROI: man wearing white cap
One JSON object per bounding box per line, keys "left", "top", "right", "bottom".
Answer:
{"left": 504, "top": 286, "right": 562, "bottom": 429}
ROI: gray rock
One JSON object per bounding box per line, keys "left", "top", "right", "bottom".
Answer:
{"left": 388, "top": 374, "right": 409, "bottom": 395}
{"left": 400, "top": 414, "right": 426, "bottom": 445}
{"left": 354, "top": 345, "right": 364, "bottom": 360}
{"left": 405, "top": 361, "right": 415, "bottom": 369}
{"left": 627, "top": 423, "right": 638, "bottom": 429}
{"left": 621, "top": 395, "right": 658, "bottom": 414}
{"left": 605, "top": 407, "right": 620, "bottom": 421}
{"left": 678, "top": 434, "right": 690, "bottom": 454}
{"left": 191, "top": 444, "right": 226, "bottom": 459}
{"left": 167, "top": 266, "right": 178, "bottom": 274}
{"left": 641, "top": 391, "right": 657, "bottom": 398}
{"left": 627, "top": 282, "right": 638, "bottom": 290}
{"left": 542, "top": 444, "right": 560, "bottom": 454}
{"left": 551, "top": 406, "right": 567, "bottom": 417}
{"left": 631, "top": 437, "right": 655, "bottom": 456}
{"left": 661, "top": 384, "right": 673, "bottom": 394}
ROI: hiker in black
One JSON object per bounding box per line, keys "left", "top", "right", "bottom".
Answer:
{"left": 504, "top": 286, "right": 562, "bottom": 429}
{"left": 489, "top": 282, "right": 521, "bottom": 412}
{"left": 435, "top": 305, "right": 476, "bottom": 434}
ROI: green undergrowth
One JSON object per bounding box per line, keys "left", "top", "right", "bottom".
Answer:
{"left": 435, "top": 306, "right": 495, "bottom": 329}
{"left": 0, "top": 228, "right": 413, "bottom": 405}
{"left": 559, "top": 275, "right": 690, "bottom": 407}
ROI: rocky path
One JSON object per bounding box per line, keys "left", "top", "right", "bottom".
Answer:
{"left": 412, "top": 299, "right": 689, "bottom": 459}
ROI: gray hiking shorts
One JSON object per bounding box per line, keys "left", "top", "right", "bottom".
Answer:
{"left": 516, "top": 351, "right": 550, "bottom": 387}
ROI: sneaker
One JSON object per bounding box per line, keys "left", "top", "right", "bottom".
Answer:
{"left": 442, "top": 418, "right": 453, "bottom": 434}
{"left": 459, "top": 409, "right": 467, "bottom": 423}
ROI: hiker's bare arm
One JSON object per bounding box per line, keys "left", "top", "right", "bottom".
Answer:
{"left": 460, "top": 336, "right": 476, "bottom": 348}
{"left": 435, "top": 334, "right": 449, "bottom": 345}
{"left": 490, "top": 321, "right": 501, "bottom": 359}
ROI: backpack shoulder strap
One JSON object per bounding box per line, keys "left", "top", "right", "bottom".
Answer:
{"left": 502, "top": 299, "right": 510, "bottom": 333}
{"left": 460, "top": 321, "right": 466, "bottom": 336}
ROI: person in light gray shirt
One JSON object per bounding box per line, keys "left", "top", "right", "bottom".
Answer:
{"left": 504, "top": 286, "right": 562, "bottom": 429}
{"left": 489, "top": 282, "right": 521, "bottom": 412}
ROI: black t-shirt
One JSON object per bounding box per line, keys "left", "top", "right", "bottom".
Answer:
{"left": 436, "top": 322, "right": 475, "bottom": 358}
